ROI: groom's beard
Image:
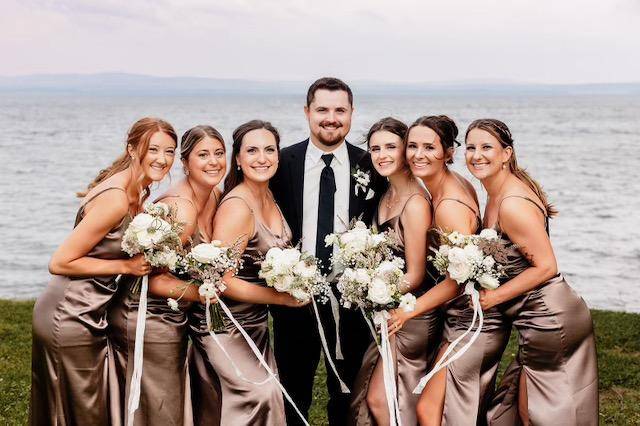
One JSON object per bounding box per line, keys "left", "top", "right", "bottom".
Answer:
{"left": 317, "top": 122, "right": 347, "bottom": 146}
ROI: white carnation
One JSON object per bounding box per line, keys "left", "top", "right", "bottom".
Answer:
{"left": 129, "top": 213, "right": 154, "bottom": 232}
{"left": 463, "top": 244, "right": 484, "bottom": 263}
{"left": 479, "top": 228, "right": 499, "bottom": 240}
{"left": 482, "top": 255, "right": 496, "bottom": 269}
{"left": 274, "top": 275, "right": 295, "bottom": 292}
{"left": 399, "top": 293, "right": 417, "bottom": 313}
{"left": 294, "top": 260, "right": 316, "bottom": 279}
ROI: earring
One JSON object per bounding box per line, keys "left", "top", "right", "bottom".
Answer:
{"left": 502, "top": 163, "right": 507, "bottom": 169}
{"left": 237, "top": 165, "right": 241, "bottom": 171}
{"left": 184, "top": 169, "right": 190, "bottom": 176}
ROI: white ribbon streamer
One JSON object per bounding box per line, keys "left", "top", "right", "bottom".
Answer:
{"left": 212, "top": 294, "right": 311, "bottom": 426}
{"left": 372, "top": 311, "right": 402, "bottom": 426}
{"left": 326, "top": 290, "right": 344, "bottom": 360}
{"left": 127, "top": 274, "right": 148, "bottom": 426}
{"left": 311, "top": 299, "right": 350, "bottom": 393}
{"left": 413, "top": 283, "right": 484, "bottom": 394}
{"left": 203, "top": 297, "right": 271, "bottom": 386}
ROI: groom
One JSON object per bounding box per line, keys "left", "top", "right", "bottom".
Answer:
{"left": 271, "top": 77, "right": 386, "bottom": 425}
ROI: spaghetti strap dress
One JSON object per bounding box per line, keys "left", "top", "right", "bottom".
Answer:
{"left": 487, "top": 196, "right": 598, "bottom": 426}
{"left": 188, "top": 195, "right": 290, "bottom": 426}
{"left": 31, "top": 187, "right": 130, "bottom": 426}
{"left": 349, "top": 193, "right": 443, "bottom": 426}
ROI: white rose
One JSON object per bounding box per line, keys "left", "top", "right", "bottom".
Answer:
{"left": 353, "top": 268, "right": 371, "bottom": 285}
{"left": 191, "top": 243, "right": 224, "bottom": 264}
{"left": 274, "top": 275, "right": 295, "bottom": 292}
{"left": 135, "top": 230, "right": 154, "bottom": 249}
{"left": 463, "top": 244, "right": 484, "bottom": 263}
{"left": 294, "top": 260, "right": 316, "bottom": 279}
{"left": 129, "top": 213, "right": 155, "bottom": 232}
{"left": 477, "top": 274, "right": 500, "bottom": 290}
{"left": 265, "top": 247, "right": 283, "bottom": 264}
{"left": 167, "top": 297, "right": 179, "bottom": 311}
{"left": 367, "top": 277, "right": 393, "bottom": 305}
{"left": 479, "top": 228, "right": 499, "bottom": 240}
{"left": 482, "top": 255, "right": 496, "bottom": 269}
{"left": 399, "top": 293, "right": 417, "bottom": 313}
{"left": 376, "top": 260, "right": 403, "bottom": 280}
{"left": 447, "top": 260, "right": 473, "bottom": 283}
{"left": 280, "top": 248, "right": 302, "bottom": 268}
{"left": 369, "top": 233, "right": 386, "bottom": 247}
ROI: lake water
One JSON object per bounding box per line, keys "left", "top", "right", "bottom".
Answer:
{"left": 1, "top": 92, "right": 638, "bottom": 312}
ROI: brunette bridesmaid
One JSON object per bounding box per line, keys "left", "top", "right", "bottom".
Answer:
{"left": 108, "top": 126, "right": 226, "bottom": 425}
{"left": 465, "top": 118, "right": 598, "bottom": 425}
{"left": 349, "top": 117, "right": 438, "bottom": 426}
{"left": 31, "top": 118, "right": 177, "bottom": 426}
{"left": 188, "top": 120, "right": 308, "bottom": 426}
{"left": 388, "top": 115, "right": 511, "bottom": 426}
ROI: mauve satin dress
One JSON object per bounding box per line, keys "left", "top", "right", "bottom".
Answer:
{"left": 31, "top": 187, "right": 130, "bottom": 426}
{"left": 349, "top": 193, "right": 443, "bottom": 426}
{"left": 433, "top": 199, "right": 511, "bottom": 426}
{"left": 107, "top": 197, "right": 204, "bottom": 426}
{"left": 188, "top": 196, "right": 288, "bottom": 426}
{"left": 487, "top": 196, "right": 598, "bottom": 426}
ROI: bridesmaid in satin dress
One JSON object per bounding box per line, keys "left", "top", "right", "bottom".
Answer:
{"left": 108, "top": 125, "right": 226, "bottom": 425}
{"left": 188, "top": 120, "right": 309, "bottom": 426}
{"left": 31, "top": 117, "right": 177, "bottom": 426}
{"left": 465, "top": 118, "right": 598, "bottom": 425}
{"left": 388, "top": 115, "right": 511, "bottom": 426}
{"left": 349, "top": 117, "right": 437, "bottom": 426}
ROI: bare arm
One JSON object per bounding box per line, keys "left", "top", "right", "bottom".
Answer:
{"left": 148, "top": 197, "right": 202, "bottom": 301}
{"left": 389, "top": 199, "right": 477, "bottom": 334}
{"left": 212, "top": 198, "right": 303, "bottom": 307}
{"left": 48, "top": 190, "right": 144, "bottom": 277}
{"left": 479, "top": 198, "right": 557, "bottom": 310}
{"left": 398, "top": 195, "right": 431, "bottom": 293}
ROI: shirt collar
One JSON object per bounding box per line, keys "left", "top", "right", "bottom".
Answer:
{"left": 305, "top": 138, "right": 349, "bottom": 166}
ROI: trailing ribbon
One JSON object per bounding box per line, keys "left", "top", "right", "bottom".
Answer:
{"left": 413, "top": 283, "right": 484, "bottom": 394}
{"left": 362, "top": 309, "right": 402, "bottom": 426}
{"left": 326, "top": 290, "right": 344, "bottom": 360}
{"left": 211, "top": 294, "right": 311, "bottom": 426}
{"left": 127, "top": 274, "right": 148, "bottom": 426}
{"left": 310, "top": 298, "right": 350, "bottom": 393}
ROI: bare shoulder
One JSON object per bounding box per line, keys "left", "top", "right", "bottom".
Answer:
{"left": 498, "top": 196, "right": 545, "bottom": 232}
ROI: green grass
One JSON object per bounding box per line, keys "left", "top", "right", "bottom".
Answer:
{"left": 2, "top": 302, "right": 638, "bottom": 425}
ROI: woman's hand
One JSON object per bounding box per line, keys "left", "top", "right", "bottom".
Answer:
{"left": 387, "top": 308, "right": 413, "bottom": 336}
{"left": 478, "top": 288, "right": 502, "bottom": 311}
{"left": 125, "top": 254, "right": 151, "bottom": 276}
{"left": 279, "top": 293, "right": 311, "bottom": 308}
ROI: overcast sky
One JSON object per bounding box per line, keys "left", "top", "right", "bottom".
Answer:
{"left": 3, "top": 0, "right": 639, "bottom": 84}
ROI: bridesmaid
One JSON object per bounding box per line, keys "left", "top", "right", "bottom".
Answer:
{"left": 188, "top": 120, "right": 308, "bottom": 426}
{"left": 349, "top": 117, "right": 437, "bottom": 426}
{"left": 108, "top": 125, "right": 226, "bottom": 425}
{"left": 465, "top": 118, "right": 598, "bottom": 425}
{"left": 31, "top": 117, "right": 177, "bottom": 426}
{"left": 387, "top": 115, "right": 511, "bottom": 426}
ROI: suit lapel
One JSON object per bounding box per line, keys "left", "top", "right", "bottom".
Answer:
{"left": 347, "top": 142, "right": 365, "bottom": 219}
{"left": 289, "top": 140, "right": 308, "bottom": 240}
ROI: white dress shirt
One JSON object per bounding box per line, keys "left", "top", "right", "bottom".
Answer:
{"left": 301, "top": 140, "right": 350, "bottom": 259}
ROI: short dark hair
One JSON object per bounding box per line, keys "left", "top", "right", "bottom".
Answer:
{"left": 306, "top": 77, "right": 353, "bottom": 107}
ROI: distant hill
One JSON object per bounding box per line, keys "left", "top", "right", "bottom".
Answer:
{"left": 1, "top": 73, "right": 639, "bottom": 95}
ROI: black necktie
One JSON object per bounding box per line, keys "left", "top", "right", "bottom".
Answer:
{"left": 316, "top": 154, "right": 336, "bottom": 274}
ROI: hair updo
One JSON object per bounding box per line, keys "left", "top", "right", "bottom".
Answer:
{"left": 406, "top": 115, "right": 459, "bottom": 164}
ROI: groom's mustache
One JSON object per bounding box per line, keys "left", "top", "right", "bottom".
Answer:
{"left": 320, "top": 121, "right": 342, "bottom": 129}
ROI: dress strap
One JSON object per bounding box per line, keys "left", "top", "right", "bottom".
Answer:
{"left": 400, "top": 192, "right": 432, "bottom": 216}
{"left": 219, "top": 195, "right": 254, "bottom": 215}
{"left": 497, "top": 195, "right": 549, "bottom": 234}
{"left": 80, "top": 187, "right": 126, "bottom": 210}
{"left": 156, "top": 194, "right": 198, "bottom": 212}
{"left": 435, "top": 198, "right": 480, "bottom": 219}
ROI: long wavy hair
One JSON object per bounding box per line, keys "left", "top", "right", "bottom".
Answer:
{"left": 465, "top": 118, "right": 558, "bottom": 216}
{"left": 222, "top": 120, "right": 280, "bottom": 197}
{"left": 77, "top": 117, "right": 177, "bottom": 205}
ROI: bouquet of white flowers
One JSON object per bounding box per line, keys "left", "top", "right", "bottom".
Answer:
{"left": 413, "top": 228, "right": 509, "bottom": 396}
{"left": 173, "top": 240, "right": 242, "bottom": 331}
{"left": 259, "top": 247, "right": 331, "bottom": 302}
{"left": 429, "top": 228, "right": 508, "bottom": 291}
{"left": 324, "top": 220, "right": 397, "bottom": 271}
{"left": 121, "top": 202, "right": 184, "bottom": 292}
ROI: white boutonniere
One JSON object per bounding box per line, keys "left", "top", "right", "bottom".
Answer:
{"left": 352, "top": 168, "right": 375, "bottom": 200}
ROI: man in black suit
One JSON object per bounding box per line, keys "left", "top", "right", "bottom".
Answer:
{"left": 271, "top": 77, "right": 386, "bottom": 425}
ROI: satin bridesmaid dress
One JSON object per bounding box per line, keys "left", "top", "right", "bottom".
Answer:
{"left": 349, "top": 193, "right": 443, "bottom": 426}
{"left": 188, "top": 195, "right": 289, "bottom": 426}
{"left": 31, "top": 187, "right": 130, "bottom": 426}
{"left": 487, "top": 196, "right": 598, "bottom": 426}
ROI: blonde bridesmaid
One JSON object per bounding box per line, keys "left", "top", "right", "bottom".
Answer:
{"left": 108, "top": 125, "right": 226, "bottom": 425}
{"left": 188, "top": 120, "right": 308, "bottom": 426}
{"left": 31, "top": 118, "right": 177, "bottom": 426}
{"left": 388, "top": 115, "right": 511, "bottom": 426}
{"left": 465, "top": 118, "right": 598, "bottom": 425}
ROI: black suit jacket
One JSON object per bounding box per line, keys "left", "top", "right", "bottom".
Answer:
{"left": 271, "top": 139, "right": 387, "bottom": 247}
